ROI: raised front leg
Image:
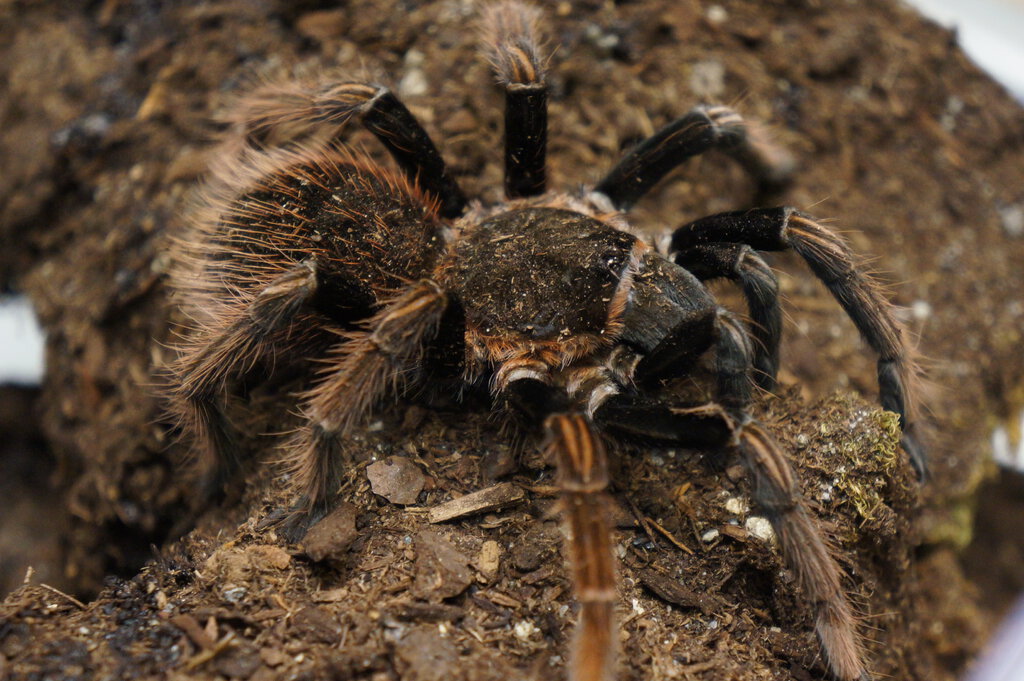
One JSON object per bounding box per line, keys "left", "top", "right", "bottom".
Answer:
{"left": 593, "top": 105, "right": 795, "bottom": 211}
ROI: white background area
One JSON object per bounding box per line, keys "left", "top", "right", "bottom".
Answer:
{"left": 906, "top": 0, "right": 1024, "bottom": 103}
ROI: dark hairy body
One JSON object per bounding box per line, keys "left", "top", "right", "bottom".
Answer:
{"left": 167, "top": 3, "right": 924, "bottom": 680}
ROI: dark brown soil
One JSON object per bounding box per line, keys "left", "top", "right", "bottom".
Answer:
{"left": 2, "top": 1, "right": 1023, "bottom": 680}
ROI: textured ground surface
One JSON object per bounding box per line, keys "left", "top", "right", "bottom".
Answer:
{"left": 2, "top": 0, "right": 1024, "bottom": 679}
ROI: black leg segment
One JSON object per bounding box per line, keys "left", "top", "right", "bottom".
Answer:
{"left": 480, "top": 0, "right": 549, "bottom": 198}
{"left": 237, "top": 81, "right": 467, "bottom": 218}
{"left": 675, "top": 243, "right": 781, "bottom": 390}
{"left": 673, "top": 206, "right": 925, "bottom": 475}
{"left": 353, "top": 86, "right": 467, "bottom": 218}
{"left": 503, "top": 85, "right": 547, "bottom": 198}
{"left": 594, "top": 108, "right": 733, "bottom": 211}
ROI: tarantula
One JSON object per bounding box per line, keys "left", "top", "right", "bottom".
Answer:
{"left": 168, "top": 3, "right": 923, "bottom": 680}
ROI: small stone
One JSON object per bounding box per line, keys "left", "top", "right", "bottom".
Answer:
{"left": 475, "top": 540, "right": 501, "bottom": 581}
{"left": 999, "top": 203, "right": 1024, "bottom": 238}
{"left": 399, "top": 68, "right": 428, "bottom": 98}
{"left": 367, "top": 456, "right": 426, "bottom": 505}
{"left": 745, "top": 516, "right": 777, "bottom": 544}
{"left": 724, "top": 497, "right": 749, "bottom": 516}
{"left": 706, "top": 5, "right": 728, "bottom": 24}
{"left": 513, "top": 620, "right": 539, "bottom": 641}
{"left": 223, "top": 586, "right": 247, "bottom": 603}
{"left": 701, "top": 528, "right": 720, "bottom": 543}
{"left": 689, "top": 59, "right": 726, "bottom": 99}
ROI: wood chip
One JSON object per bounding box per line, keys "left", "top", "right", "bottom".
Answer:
{"left": 638, "top": 569, "right": 720, "bottom": 615}
{"left": 483, "top": 590, "right": 523, "bottom": 608}
{"left": 388, "top": 602, "right": 464, "bottom": 622}
{"left": 427, "top": 482, "right": 524, "bottom": 523}
{"left": 720, "top": 524, "right": 749, "bottom": 542}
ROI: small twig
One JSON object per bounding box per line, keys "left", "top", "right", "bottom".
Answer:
{"left": 625, "top": 497, "right": 660, "bottom": 549}
{"left": 646, "top": 517, "right": 694, "bottom": 555}
{"left": 39, "top": 583, "right": 86, "bottom": 610}
{"left": 182, "top": 631, "right": 236, "bottom": 671}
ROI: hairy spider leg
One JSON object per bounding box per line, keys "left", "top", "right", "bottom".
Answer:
{"left": 671, "top": 206, "right": 925, "bottom": 476}
{"left": 480, "top": 0, "right": 548, "bottom": 198}
{"left": 598, "top": 321, "right": 869, "bottom": 681}
{"left": 674, "top": 243, "right": 782, "bottom": 391}
{"left": 739, "top": 423, "right": 865, "bottom": 681}
{"left": 493, "top": 360, "right": 618, "bottom": 681}
{"left": 546, "top": 412, "right": 617, "bottom": 681}
{"left": 593, "top": 105, "right": 791, "bottom": 211}
{"left": 233, "top": 80, "right": 466, "bottom": 217}
{"left": 284, "top": 280, "right": 448, "bottom": 525}
{"left": 170, "top": 260, "right": 320, "bottom": 499}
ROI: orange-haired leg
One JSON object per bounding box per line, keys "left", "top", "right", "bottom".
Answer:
{"left": 283, "top": 280, "right": 448, "bottom": 532}
{"left": 546, "top": 413, "right": 618, "bottom": 681}
{"left": 170, "top": 260, "right": 319, "bottom": 499}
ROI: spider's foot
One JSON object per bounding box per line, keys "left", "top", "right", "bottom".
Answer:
{"left": 259, "top": 497, "right": 330, "bottom": 544}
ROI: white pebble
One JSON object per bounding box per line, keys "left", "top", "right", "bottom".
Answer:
{"left": 724, "top": 497, "right": 748, "bottom": 516}
{"left": 706, "top": 5, "right": 728, "bottom": 24}
{"left": 514, "top": 620, "right": 538, "bottom": 641}
{"left": 701, "top": 528, "right": 720, "bottom": 543}
{"left": 745, "top": 516, "right": 776, "bottom": 544}
{"left": 999, "top": 204, "right": 1024, "bottom": 238}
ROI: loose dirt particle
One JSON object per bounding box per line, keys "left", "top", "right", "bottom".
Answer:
{"left": 290, "top": 606, "right": 342, "bottom": 644}
{"left": 367, "top": 456, "right": 427, "bottom": 505}
{"left": 475, "top": 539, "right": 502, "bottom": 582}
{"left": 301, "top": 502, "right": 359, "bottom": 563}
{"left": 392, "top": 625, "right": 459, "bottom": 681}
{"left": 412, "top": 529, "right": 473, "bottom": 601}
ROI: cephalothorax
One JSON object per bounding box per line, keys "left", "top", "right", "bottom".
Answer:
{"left": 169, "top": 3, "right": 923, "bottom": 680}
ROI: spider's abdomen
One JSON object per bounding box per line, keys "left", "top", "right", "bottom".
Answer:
{"left": 449, "top": 207, "right": 637, "bottom": 340}
{"left": 182, "top": 151, "right": 445, "bottom": 323}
